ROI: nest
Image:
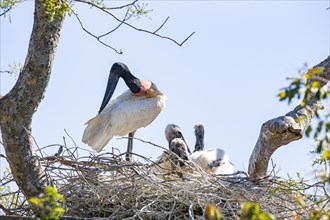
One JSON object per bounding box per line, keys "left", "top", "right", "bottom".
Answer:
{"left": 0, "top": 137, "right": 320, "bottom": 219}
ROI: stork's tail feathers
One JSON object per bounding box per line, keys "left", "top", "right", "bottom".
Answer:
{"left": 82, "top": 113, "right": 113, "bottom": 152}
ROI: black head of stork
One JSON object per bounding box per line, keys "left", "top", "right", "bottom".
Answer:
{"left": 165, "top": 124, "right": 191, "bottom": 154}
{"left": 169, "top": 138, "right": 190, "bottom": 167}
{"left": 83, "top": 62, "right": 166, "bottom": 162}
{"left": 98, "top": 62, "right": 151, "bottom": 114}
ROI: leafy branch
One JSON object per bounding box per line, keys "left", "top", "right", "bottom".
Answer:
{"left": 29, "top": 186, "right": 65, "bottom": 220}
{"left": 0, "top": 62, "right": 22, "bottom": 77}
{"left": 0, "top": 0, "right": 21, "bottom": 17}
{"left": 277, "top": 62, "right": 330, "bottom": 219}
{"left": 278, "top": 65, "right": 330, "bottom": 158}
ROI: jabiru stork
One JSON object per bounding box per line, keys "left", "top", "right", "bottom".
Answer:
{"left": 82, "top": 62, "right": 166, "bottom": 161}
{"left": 189, "top": 124, "right": 235, "bottom": 174}
{"left": 167, "top": 124, "right": 235, "bottom": 175}
{"left": 165, "top": 124, "right": 191, "bottom": 154}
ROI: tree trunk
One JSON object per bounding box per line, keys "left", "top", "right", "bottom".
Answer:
{"left": 248, "top": 56, "right": 330, "bottom": 178}
{"left": 0, "top": 0, "right": 65, "bottom": 198}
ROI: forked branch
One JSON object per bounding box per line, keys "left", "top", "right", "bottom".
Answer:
{"left": 73, "top": 0, "right": 195, "bottom": 54}
{"left": 248, "top": 56, "right": 330, "bottom": 178}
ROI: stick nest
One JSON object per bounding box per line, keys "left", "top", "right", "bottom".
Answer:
{"left": 0, "top": 138, "right": 319, "bottom": 219}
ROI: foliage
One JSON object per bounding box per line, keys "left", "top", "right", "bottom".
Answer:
{"left": 0, "top": 167, "right": 28, "bottom": 215}
{"left": 0, "top": 0, "right": 19, "bottom": 10}
{"left": 278, "top": 64, "right": 327, "bottom": 105}
{"left": 278, "top": 65, "right": 329, "bottom": 165}
{"left": 239, "top": 202, "right": 275, "bottom": 220}
{"left": 0, "top": 0, "right": 21, "bottom": 20}
{"left": 278, "top": 64, "right": 330, "bottom": 219}
{"left": 0, "top": 62, "right": 22, "bottom": 79}
{"left": 204, "top": 204, "right": 223, "bottom": 220}
{"left": 127, "top": 3, "right": 152, "bottom": 20}
{"left": 28, "top": 186, "right": 65, "bottom": 220}
{"left": 39, "top": 0, "right": 71, "bottom": 22}
{"left": 0, "top": 167, "right": 15, "bottom": 214}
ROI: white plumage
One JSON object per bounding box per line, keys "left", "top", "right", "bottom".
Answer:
{"left": 190, "top": 124, "right": 235, "bottom": 175}
{"left": 82, "top": 90, "right": 166, "bottom": 152}
{"left": 82, "top": 62, "right": 166, "bottom": 161}
{"left": 165, "top": 124, "right": 235, "bottom": 175}
{"left": 189, "top": 148, "right": 235, "bottom": 175}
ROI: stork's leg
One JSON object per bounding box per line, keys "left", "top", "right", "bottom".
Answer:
{"left": 126, "top": 130, "right": 136, "bottom": 161}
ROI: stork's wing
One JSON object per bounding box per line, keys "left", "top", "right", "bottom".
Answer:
{"left": 82, "top": 90, "right": 166, "bottom": 152}
{"left": 189, "top": 148, "right": 229, "bottom": 171}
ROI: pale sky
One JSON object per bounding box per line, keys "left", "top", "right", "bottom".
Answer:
{"left": 1, "top": 1, "right": 329, "bottom": 181}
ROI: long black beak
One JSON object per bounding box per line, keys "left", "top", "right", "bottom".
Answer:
{"left": 181, "top": 136, "right": 191, "bottom": 154}
{"left": 98, "top": 62, "right": 142, "bottom": 114}
{"left": 195, "top": 128, "right": 205, "bottom": 152}
{"left": 98, "top": 70, "right": 120, "bottom": 114}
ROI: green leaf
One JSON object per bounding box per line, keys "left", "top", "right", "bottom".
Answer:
{"left": 305, "top": 125, "right": 312, "bottom": 137}
{"left": 322, "top": 149, "right": 330, "bottom": 160}
{"left": 314, "top": 121, "right": 324, "bottom": 139}
{"left": 309, "top": 67, "right": 324, "bottom": 75}
{"left": 44, "top": 185, "right": 56, "bottom": 195}
{"left": 317, "top": 140, "right": 323, "bottom": 153}
{"left": 49, "top": 207, "right": 65, "bottom": 219}
{"left": 258, "top": 212, "right": 275, "bottom": 220}
{"left": 295, "top": 116, "right": 306, "bottom": 123}
{"left": 278, "top": 91, "right": 286, "bottom": 99}
{"left": 29, "top": 197, "right": 43, "bottom": 208}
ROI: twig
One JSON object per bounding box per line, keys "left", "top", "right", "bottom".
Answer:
{"left": 154, "top": 16, "right": 169, "bottom": 34}
{"left": 0, "top": 7, "right": 12, "bottom": 17}
{"left": 118, "top": 136, "right": 167, "bottom": 151}
{"left": 2, "top": 134, "right": 324, "bottom": 218}
{"left": 75, "top": 0, "right": 195, "bottom": 47}
{"left": 64, "top": 129, "right": 78, "bottom": 148}
{"left": 71, "top": 10, "right": 123, "bottom": 54}
{"left": 108, "top": 0, "right": 139, "bottom": 10}
{"left": 0, "top": 204, "right": 14, "bottom": 215}
{"left": 22, "top": 125, "right": 43, "bottom": 159}
{"left": 0, "top": 70, "right": 11, "bottom": 74}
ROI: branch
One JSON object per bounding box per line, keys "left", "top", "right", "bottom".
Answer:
{"left": 107, "top": 0, "right": 139, "bottom": 10}
{"left": 74, "top": 0, "right": 195, "bottom": 52}
{"left": 0, "top": 6, "right": 12, "bottom": 17}
{"left": 0, "top": 204, "right": 15, "bottom": 215}
{"left": 0, "top": 70, "right": 11, "bottom": 74}
{"left": 153, "top": 16, "right": 169, "bottom": 34}
{"left": 248, "top": 56, "right": 330, "bottom": 178}
{"left": 72, "top": 10, "right": 123, "bottom": 54}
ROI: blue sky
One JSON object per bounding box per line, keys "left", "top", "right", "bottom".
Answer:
{"left": 1, "top": 1, "right": 329, "bottom": 180}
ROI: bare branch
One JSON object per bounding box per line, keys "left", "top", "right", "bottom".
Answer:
{"left": 98, "top": 7, "right": 131, "bottom": 38}
{"left": 153, "top": 16, "right": 169, "bottom": 34}
{"left": 72, "top": 10, "right": 123, "bottom": 54}
{"left": 0, "top": 204, "right": 15, "bottom": 215}
{"left": 74, "top": 0, "right": 195, "bottom": 51}
{"left": 108, "top": 0, "right": 139, "bottom": 10}
{"left": 0, "top": 70, "right": 11, "bottom": 74}
{"left": 248, "top": 56, "right": 330, "bottom": 178}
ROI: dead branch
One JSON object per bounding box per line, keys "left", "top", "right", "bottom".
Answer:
{"left": 248, "top": 56, "right": 330, "bottom": 178}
